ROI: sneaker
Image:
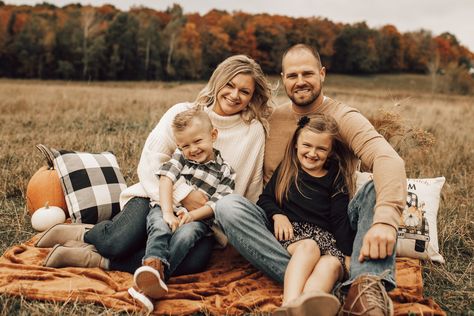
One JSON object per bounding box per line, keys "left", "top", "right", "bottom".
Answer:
{"left": 128, "top": 286, "right": 154, "bottom": 313}
{"left": 340, "top": 274, "right": 394, "bottom": 316}
{"left": 134, "top": 258, "right": 168, "bottom": 299}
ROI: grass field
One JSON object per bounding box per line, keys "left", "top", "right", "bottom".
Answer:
{"left": 0, "top": 74, "right": 473, "bottom": 315}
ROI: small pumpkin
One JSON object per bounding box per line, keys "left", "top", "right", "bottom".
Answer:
{"left": 31, "top": 202, "right": 66, "bottom": 232}
{"left": 26, "top": 144, "right": 68, "bottom": 217}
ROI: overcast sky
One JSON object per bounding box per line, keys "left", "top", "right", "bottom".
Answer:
{"left": 5, "top": 0, "right": 474, "bottom": 51}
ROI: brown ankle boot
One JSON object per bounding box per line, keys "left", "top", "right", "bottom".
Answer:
{"left": 134, "top": 258, "right": 168, "bottom": 299}
{"left": 340, "top": 274, "right": 394, "bottom": 316}
{"left": 35, "top": 223, "right": 94, "bottom": 248}
{"left": 43, "top": 241, "right": 108, "bottom": 269}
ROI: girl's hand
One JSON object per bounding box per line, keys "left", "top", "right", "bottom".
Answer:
{"left": 176, "top": 208, "right": 194, "bottom": 227}
{"left": 163, "top": 212, "right": 179, "bottom": 232}
{"left": 272, "top": 214, "right": 294, "bottom": 241}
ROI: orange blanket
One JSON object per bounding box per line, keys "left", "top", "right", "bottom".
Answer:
{"left": 0, "top": 235, "right": 445, "bottom": 315}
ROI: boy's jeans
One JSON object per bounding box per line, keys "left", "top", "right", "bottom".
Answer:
{"left": 145, "top": 205, "right": 210, "bottom": 278}
{"left": 214, "top": 181, "right": 396, "bottom": 289}
{"left": 85, "top": 197, "right": 213, "bottom": 277}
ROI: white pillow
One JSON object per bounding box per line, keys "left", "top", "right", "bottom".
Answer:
{"left": 356, "top": 172, "right": 445, "bottom": 263}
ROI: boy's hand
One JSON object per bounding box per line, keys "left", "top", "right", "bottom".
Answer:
{"left": 176, "top": 209, "right": 194, "bottom": 227}
{"left": 163, "top": 212, "right": 179, "bottom": 232}
{"left": 272, "top": 214, "right": 294, "bottom": 241}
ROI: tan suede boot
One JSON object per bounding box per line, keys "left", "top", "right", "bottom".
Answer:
{"left": 43, "top": 241, "right": 108, "bottom": 269}
{"left": 274, "top": 291, "right": 341, "bottom": 316}
{"left": 134, "top": 258, "right": 168, "bottom": 299}
{"left": 35, "top": 223, "right": 94, "bottom": 248}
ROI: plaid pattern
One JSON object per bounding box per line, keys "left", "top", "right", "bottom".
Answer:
{"left": 156, "top": 148, "right": 235, "bottom": 211}
{"left": 53, "top": 149, "right": 127, "bottom": 224}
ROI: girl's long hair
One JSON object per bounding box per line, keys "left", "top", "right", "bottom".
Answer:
{"left": 275, "top": 114, "right": 357, "bottom": 206}
{"left": 193, "top": 55, "right": 273, "bottom": 135}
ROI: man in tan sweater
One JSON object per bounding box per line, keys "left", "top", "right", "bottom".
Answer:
{"left": 215, "top": 44, "right": 406, "bottom": 316}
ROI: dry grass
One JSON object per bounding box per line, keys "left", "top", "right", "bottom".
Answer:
{"left": 0, "top": 74, "right": 473, "bottom": 315}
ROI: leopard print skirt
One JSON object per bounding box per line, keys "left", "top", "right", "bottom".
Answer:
{"left": 280, "top": 221, "right": 348, "bottom": 278}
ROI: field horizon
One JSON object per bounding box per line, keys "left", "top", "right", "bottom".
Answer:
{"left": 0, "top": 73, "right": 472, "bottom": 315}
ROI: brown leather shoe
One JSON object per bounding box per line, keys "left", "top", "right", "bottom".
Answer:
{"left": 340, "top": 274, "right": 394, "bottom": 316}
{"left": 134, "top": 258, "right": 168, "bottom": 299}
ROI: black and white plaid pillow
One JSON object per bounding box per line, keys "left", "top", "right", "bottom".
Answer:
{"left": 52, "top": 149, "right": 127, "bottom": 224}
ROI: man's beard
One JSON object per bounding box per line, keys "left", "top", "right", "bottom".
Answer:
{"left": 288, "top": 88, "right": 321, "bottom": 107}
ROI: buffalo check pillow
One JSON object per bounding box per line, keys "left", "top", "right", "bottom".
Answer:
{"left": 52, "top": 149, "right": 127, "bottom": 224}
{"left": 356, "top": 172, "right": 445, "bottom": 263}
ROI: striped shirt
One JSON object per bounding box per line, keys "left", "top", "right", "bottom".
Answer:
{"left": 156, "top": 148, "right": 235, "bottom": 211}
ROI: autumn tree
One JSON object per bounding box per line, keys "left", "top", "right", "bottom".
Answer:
{"left": 333, "top": 22, "right": 380, "bottom": 73}
{"left": 200, "top": 10, "right": 231, "bottom": 77}
{"left": 132, "top": 8, "right": 166, "bottom": 80}
{"left": 162, "top": 4, "right": 186, "bottom": 79}
{"left": 105, "top": 12, "right": 139, "bottom": 80}
{"left": 376, "top": 25, "right": 404, "bottom": 72}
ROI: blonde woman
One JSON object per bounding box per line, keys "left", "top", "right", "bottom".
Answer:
{"left": 37, "top": 55, "right": 273, "bottom": 307}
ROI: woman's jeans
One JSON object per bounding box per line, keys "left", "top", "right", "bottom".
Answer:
{"left": 214, "top": 181, "right": 396, "bottom": 290}
{"left": 84, "top": 197, "right": 214, "bottom": 277}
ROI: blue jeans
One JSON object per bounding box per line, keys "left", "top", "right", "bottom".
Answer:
{"left": 145, "top": 205, "right": 211, "bottom": 279}
{"left": 84, "top": 197, "right": 214, "bottom": 276}
{"left": 214, "top": 181, "right": 396, "bottom": 290}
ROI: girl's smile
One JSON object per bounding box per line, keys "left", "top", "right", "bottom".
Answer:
{"left": 296, "top": 129, "right": 332, "bottom": 177}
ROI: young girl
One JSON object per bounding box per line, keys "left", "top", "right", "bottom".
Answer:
{"left": 257, "top": 114, "right": 357, "bottom": 315}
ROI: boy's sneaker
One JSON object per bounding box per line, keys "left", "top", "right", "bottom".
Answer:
{"left": 128, "top": 286, "right": 154, "bottom": 313}
{"left": 134, "top": 258, "right": 168, "bottom": 299}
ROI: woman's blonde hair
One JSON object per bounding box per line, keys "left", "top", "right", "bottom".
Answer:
{"left": 194, "top": 55, "right": 273, "bottom": 135}
{"left": 275, "top": 114, "right": 357, "bottom": 206}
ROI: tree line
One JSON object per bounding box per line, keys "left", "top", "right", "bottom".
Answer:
{"left": 0, "top": 2, "right": 472, "bottom": 81}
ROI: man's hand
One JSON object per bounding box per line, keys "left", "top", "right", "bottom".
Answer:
{"left": 163, "top": 212, "right": 179, "bottom": 232}
{"left": 273, "top": 214, "right": 294, "bottom": 241}
{"left": 176, "top": 208, "right": 194, "bottom": 227}
{"left": 359, "top": 223, "right": 397, "bottom": 262}
{"left": 181, "top": 190, "right": 208, "bottom": 211}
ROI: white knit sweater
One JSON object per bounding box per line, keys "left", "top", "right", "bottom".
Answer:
{"left": 120, "top": 102, "right": 265, "bottom": 208}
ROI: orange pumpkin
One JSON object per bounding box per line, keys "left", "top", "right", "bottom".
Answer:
{"left": 26, "top": 144, "right": 69, "bottom": 217}
{"left": 26, "top": 166, "right": 68, "bottom": 217}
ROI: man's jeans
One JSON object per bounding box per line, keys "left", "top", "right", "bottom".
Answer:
{"left": 214, "top": 181, "right": 396, "bottom": 290}
{"left": 84, "top": 197, "right": 214, "bottom": 277}
{"left": 145, "top": 205, "right": 210, "bottom": 278}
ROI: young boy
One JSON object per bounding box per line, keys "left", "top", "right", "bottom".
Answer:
{"left": 128, "top": 108, "right": 235, "bottom": 312}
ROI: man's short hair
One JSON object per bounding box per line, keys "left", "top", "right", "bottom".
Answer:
{"left": 281, "top": 44, "right": 322, "bottom": 70}
{"left": 172, "top": 108, "right": 213, "bottom": 132}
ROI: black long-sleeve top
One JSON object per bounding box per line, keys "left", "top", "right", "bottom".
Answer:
{"left": 257, "top": 162, "right": 356, "bottom": 255}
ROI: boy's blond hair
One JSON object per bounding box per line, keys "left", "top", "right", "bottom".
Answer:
{"left": 172, "top": 108, "right": 213, "bottom": 133}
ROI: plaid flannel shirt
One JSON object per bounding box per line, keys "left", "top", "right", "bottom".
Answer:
{"left": 156, "top": 148, "right": 235, "bottom": 212}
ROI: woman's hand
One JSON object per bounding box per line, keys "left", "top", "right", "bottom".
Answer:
{"left": 272, "top": 214, "right": 294, "bottom": 241}
{"left": 176, "top": 208, "right": 194, "bottom": 227}
{"left": 163, "top": 212, "right": 179, "bottom": 232}
{"left": 181, "top": 190, "right": 208, "bottom": 211}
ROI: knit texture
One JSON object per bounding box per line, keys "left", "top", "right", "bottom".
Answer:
{"left": 120, "top": 102, "right": 265, "bottom": 208}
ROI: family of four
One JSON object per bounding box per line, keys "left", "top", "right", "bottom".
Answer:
{"left": 36, "top": 43, "right": 406, "bottom": 316}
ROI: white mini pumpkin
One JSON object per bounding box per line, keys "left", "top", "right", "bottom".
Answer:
{"left": 31, "top": 203, "right": 66, "bottom": 232}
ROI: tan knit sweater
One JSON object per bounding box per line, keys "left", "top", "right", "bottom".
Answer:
{"left": 264, "top": 97, "right": 407, "bottom": 230}
{"left": 120, "top": 102, "right": 265, "bottom": 208}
